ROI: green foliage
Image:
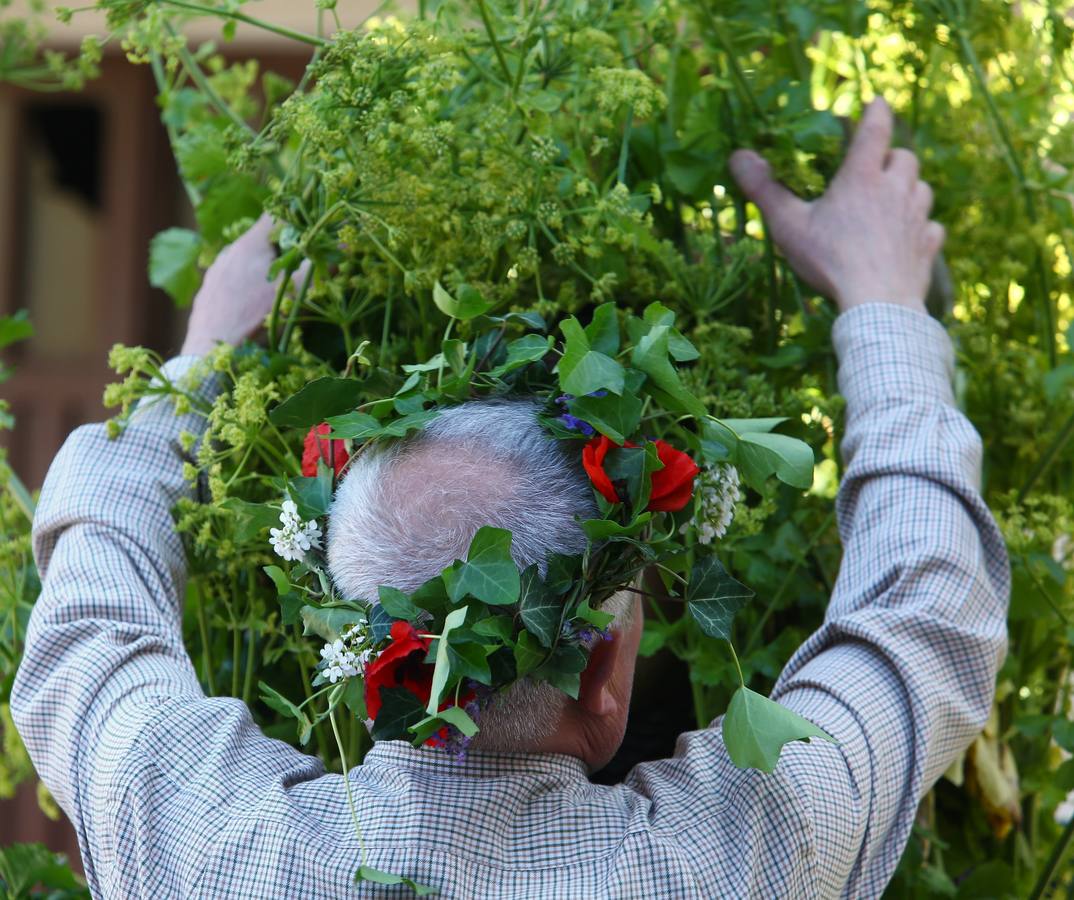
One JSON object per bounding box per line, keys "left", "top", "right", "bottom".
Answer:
{"left": 2, "top": 0, "right": 1074, "bottom": 894}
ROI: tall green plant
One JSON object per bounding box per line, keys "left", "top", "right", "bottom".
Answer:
{"left": 3, "top": 0, "right": 1074, "bottom": 894}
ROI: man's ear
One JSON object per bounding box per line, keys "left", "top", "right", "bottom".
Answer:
{"left": 577, "top": 632, "right": 620, "bottom": 718}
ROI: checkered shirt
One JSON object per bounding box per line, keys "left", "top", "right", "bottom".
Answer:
{"left": 11, "top": 303, "right": 1010, "bottom": 898}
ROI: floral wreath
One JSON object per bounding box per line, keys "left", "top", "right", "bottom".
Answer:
{"left": 256, "top": 296, "right": 834, "bottom": 891}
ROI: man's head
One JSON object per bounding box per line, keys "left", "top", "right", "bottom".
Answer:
{"left": 327, "top": 398, "right": 643, "bottom": 770}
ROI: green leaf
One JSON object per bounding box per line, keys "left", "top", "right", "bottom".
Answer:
{"left": 722, "top": 686, "right": 836, "bottom": 773}
{"left": 447, "top": 640, "right": 492, "bottom": 684}
{"left": 377, "top": 585, "right": 422, "bottom": 621}
{"left": 0, "top": 843, "right": 87, "bottom": 897}
{"left": 447, "top": 527, "right": 521, "bottom": 606}
{"left": 518, "top": 565, "right": 562, "bottom": 647}
{"left": 221, "top": 498, "right": 281, "bottom": 542}
{"left": 534, "top": 644, "right": 587, "bottom": 699}
{"left": 323, "top": 411, "right": 382, "bottom": 439}
{"left": 289, "top": 468, "right": 334, "bottom": 519}
{"left": 567, "top": 390, "right": 642, "bottom": 444}
{"left": 268, "top": 377, "right": 366, "bottom": 428}
{"left": 603, "top": 443, "right": 663, "bottom": 512}
{"left": 371, "top": 686, "right": 427, "bottom": 741}
{"left": 631, "top": 325, "right": 706, "bottom": 418}
{"left": 576, "top": 598, "right": 614, "bottom": 629}
{"left": 356, "top": 866, "right": 436, "bottom": 896}
{"left": 0, "top": 310, "right": 33, "bottom": 350}
{"left": 426, "top": 605, "right": 469, "bottom": 714}
{"left": 486, "top": 334, "right": 554, "bottom": 377}
{"left": 341, "top": 678, "right": 366, "bottom": 719}
{"left": 148, "top": 228, "right": 202, "bottom": 307}
{"left": 368, "top": 603, "right": 394, "bottom": 642}
{"left": 514, "top": 629, "right": 546, "bottom": 676}
{"left": 300, "top": 605, "right": 366, "bottom": 642}
{"left": 433, "top": 280, "right": 493, "bottom": 320}
{"left": 258, "top": 681, "right": 312, "bottom": 745}
{"left": 263, "top": 565, "right": 292, "bottom": 596}
{"left": 718, "top": 417, "right": 789, "bottom": 434}
{"left": 737, "top": 432, "right": 814, "bottom": 491}
{"left": 580, "top": 513, "right": 652, "bottom": 540}
{"left": 585, "top": 303, "right": 620, "bottom": 356}
{"left": 558, "top": 317, "right": 625, "bottom": 396}
{"left": 472, "top": 615, "right": 514, "bottom": 642}
{"left": 686, "top": 557, "right": 754, "bottom": 640}
{"left": 437, "top": 704, "right": 480, "bottom": 736}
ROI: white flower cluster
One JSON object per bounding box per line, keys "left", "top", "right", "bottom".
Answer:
{"left": 269, "top": 499, "right": 323, "bottom": 562}
{"left": 319, "top": 622, "right": 374, "bottom": 684}
{"left": 691, "top": 463, "right": 742, "bottom": 545}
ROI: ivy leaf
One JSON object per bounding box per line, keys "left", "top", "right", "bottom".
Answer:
{"left": 370, "top": 686, "right": 427, "bottom": 742}
{"left": 268, "top": 377, "right": 366, "bottom": 428}
{"left": 722, "top": 686, "right": 837, "bottom": 773}
{"left": 368, "top": 603, "right": 395, "bottom": 643}
{"left": 558, "top": 317, "right": 625, "bottom": 396}
{"left": 437, "top": 704, "right": 480, "bottom": 736}
{"left": 486, "top": 334, "right": 554, "bottom": 377}
{"left": 357, "top": 866, "right": 436, "bottom": 896}
{"left": 447, "top": 640, "right": 493, "bottom": 684}
{"left": 288, "top": 468, "right": 333, "bottom": 519}
{"left": 149, "top": 228, "right": 202, "bottom": 307}
{"left": 544, "top": 553, "right": 581, "bottom": 594}
{"left": 567, "top": 389, "right": 642, "bottom": 444}
{"left": 377, "top": 585, "right": 421, "bottom": 621}
{"left": 514, "top": 630, "right": 546, "bottom": 676}
{"left": 737, "top": 432, "right": 814, "bottom": 491}
{"left": 584, "top": 303, "right": 620, "bottom": 356}
{"left": 300, "top": 605, "right": 366, "bottom": 642}
{"left": 426, "top": 605, "right": 469, "bottom": 714}
{"left": 472, "top": 615, "right": 514, "bottom": 642}
{"left": 534, "top": 644, "right": 587, "bottom": 699}
{"left": 631, "top": 325, "right": 705, "bottom": 418}
{"left": 576, "top": 598, "right": 614, "bottom": 629}
{"left": 433, "top": 281, "right": 493, "bottom": 320}
{"left": 446, "top": 527, "right": 520, "bottom": 606}
{"left": 518, "top": 565, "right": 561, "bottom": 647}
{"left": 686, "top": 557, "right": 754, "bottom": 640}
{"left": 580, "top": 513, "right": 652, "bottom": 541}
{"left": 326, "top": 409, "right": 439, "bottom": 441}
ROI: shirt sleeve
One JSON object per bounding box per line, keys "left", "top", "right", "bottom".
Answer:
{"left": 9, "top": 358, "right": 321, "bottom": 895}
{"left": 771, "top": 302, "right": 1010, "bottom": 896}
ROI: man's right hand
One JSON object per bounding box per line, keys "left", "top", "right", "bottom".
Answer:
{"left": 728, "top": 98, "right": 944, "bottom": 315}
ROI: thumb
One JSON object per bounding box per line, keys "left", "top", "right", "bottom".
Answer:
{"left": 729, "top": 150, "right": 808, "bottom": 232}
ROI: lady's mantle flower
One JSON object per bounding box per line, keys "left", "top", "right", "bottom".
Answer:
{"left": 692, "top": 463, "right": 742, "bottom": 544}
{"left": 269, "top": 499, "right": 323, "bottom": 562}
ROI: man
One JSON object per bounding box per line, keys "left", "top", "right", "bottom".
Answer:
{"left": 12, "top": 99, "right": 1008, "bottom": 898}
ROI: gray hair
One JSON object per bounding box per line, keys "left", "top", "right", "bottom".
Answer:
{"left": 327, "top": 398, "right": 631, "bottom": 748}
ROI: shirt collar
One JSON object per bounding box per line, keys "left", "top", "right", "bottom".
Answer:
{"left": 361, "top": 740, "right": 590, "bottom": 787}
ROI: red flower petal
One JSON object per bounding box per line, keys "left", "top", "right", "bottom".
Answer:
{"left": 364, "top": 621, "right": 432, "bottom": 720}
{"left": 582, "top": 435, "right": 621, "bottom": 504}
{"left": 301, "top": 422, "right": 349, "bottom": 478}
{"left": 646, "top": 439, "right": 700, "bottom": 513}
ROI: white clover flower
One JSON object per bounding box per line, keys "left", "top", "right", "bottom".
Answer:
{"left": 683, "top": 463, "right": 741, "bottom": 545}
{"left": 269, "top": 499, "right": 323, "bottom": 563}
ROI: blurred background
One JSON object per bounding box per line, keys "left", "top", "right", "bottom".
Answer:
{"left": 0, "top": 0, "right": 383, "bottom": 872}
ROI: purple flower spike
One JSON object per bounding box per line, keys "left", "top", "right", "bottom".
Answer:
{"left": 559, "top": 413, "right": 595, "bottom": 436}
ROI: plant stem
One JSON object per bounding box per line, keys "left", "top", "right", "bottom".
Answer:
{"left": 1028, "top": 812, "right": 1074, "bottom": 900}
{"left": 1017, "top": 409, "right": 1074, "bottom": 504}
{"left": 194, "top": 583, "right": 216, "bottom": 695}
{"left": 329, "top": 706, "right": 368, "bottom": 868}
{"left": 616, "top": 107, "right": 634, "bottom": 185}
{"left": 242, "top": 627, "right": 257, "bottom": 704}
{"left": 161, "top": 0, "right": 329, "bottom": 47}
{"left": 475, "top": 0, "right": 514, "bottom": 91}
{"left": 727, "top": 640, "right": 746, "bottom": 686}
{"left": 167, "top": 23, "right": 257, "bottom": 138}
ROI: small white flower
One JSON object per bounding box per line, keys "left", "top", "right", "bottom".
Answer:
{"left": 689, "top": 463, "right": 741, "bottom": 545}
{"left": 269, "top": 499, "right": 324, "bottom": 563}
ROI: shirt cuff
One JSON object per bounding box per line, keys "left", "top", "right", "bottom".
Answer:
{"left": 831, "top": 303, "right": 954, "bottom": 411}
{"left": 130, "top": 355, "right": 222, "bottom": 438}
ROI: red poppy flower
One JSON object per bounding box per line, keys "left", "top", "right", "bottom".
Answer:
{"left": 301, "top": 423, "right": 348, "bottom": 478}
{"left": 648, "top": 439, "right": 701, "bottom": 512}
{"left": 581, "top": 435, "right": 623, "bottom": 504}
{"left": 364, "top": 620, "right": 434, "bottom": 720}
{"left": 581, "top": 435, "right": 698, "bottom": 512}
{"left": 364, "top": 620, "right": 475, "bottom": 746}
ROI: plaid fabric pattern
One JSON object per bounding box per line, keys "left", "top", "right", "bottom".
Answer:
{"left": 11, "top": 303, "right": 1010, "bottom": 899}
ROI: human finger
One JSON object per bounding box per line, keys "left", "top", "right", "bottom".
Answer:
{"left": 844, "top": 98, "right": 895, "bottom": 173}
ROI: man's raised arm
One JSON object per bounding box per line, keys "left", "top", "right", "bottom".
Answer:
{"left": 737, "top": 99, "right": 1010, "bottom": 895}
